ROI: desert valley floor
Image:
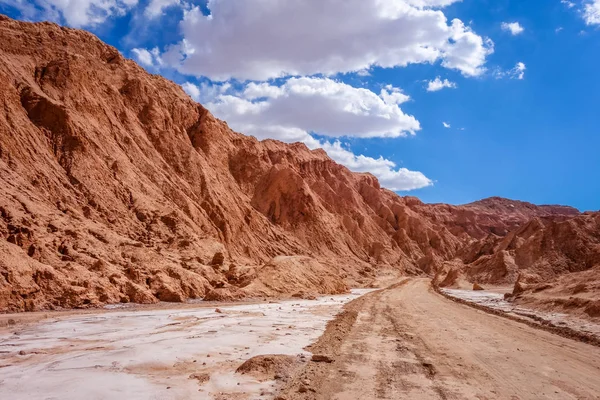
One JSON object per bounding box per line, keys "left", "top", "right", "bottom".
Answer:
{"left": 2, "top": 279, "right": 600, "bottom": 400}
{"left": 1, "top": 14, "right": 600, "bottom": 400}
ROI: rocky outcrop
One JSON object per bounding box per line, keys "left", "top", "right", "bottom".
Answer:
{"left": 0, "top": 16, "right": 591, "bottom": 312}
{"left": 408, "top": 196, "right": 579, "bottom": 240}
{"left": 472, "top": 213, "right": 599, "bottom": 284}
{"left": 242, "top": 256, "right": 348, "bottom": 297}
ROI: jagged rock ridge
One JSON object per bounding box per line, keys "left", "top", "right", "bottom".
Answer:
{"left": 0, "top": 16, "right": 591, "bottom": 312}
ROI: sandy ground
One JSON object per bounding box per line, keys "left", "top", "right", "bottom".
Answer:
{"left": 0, "top": 299, "right": 280, "bottom": 332}
{"left": 279, "top": 278, "right": 600, "bottom": 400}
{"left": 442, "top": 288, "right": 600, "bottom": 340}
{"left": 0, "top": 290, "right": 372, "bottom": 400}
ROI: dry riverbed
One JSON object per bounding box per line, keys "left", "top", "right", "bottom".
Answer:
{"left": 0, "top": 289, "right": 372, "bottom": 400}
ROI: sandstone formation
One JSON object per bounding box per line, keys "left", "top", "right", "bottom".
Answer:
{"left": 0, "top": 15, "right": 596, "bottom": 313}
{"left": 435, "top": 212, "right": 600, "bottom": 286}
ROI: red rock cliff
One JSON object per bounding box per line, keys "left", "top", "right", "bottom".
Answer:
{"left": 0, "top": 16, "right": 584, "bottom": 311}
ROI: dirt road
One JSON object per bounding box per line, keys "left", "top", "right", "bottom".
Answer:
{"left": 279, "top": 279, "right": 600, "bottom": 400}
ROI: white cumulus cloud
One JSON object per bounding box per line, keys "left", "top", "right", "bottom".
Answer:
{"left": 144, "top": 0, "right": 180, "bottom": 18}
{"left": 182, "top": 81, "right": 232, "bottom": 104}
{"left": 194, "top": 77, "right": 421, "bottom": 140}
{"left": 403, "top": 0, "right": 462, "bottom": 6}
{"left": 131, "top": 47, "right": 162, "bottom": 67}
{"left": 162, "top": 0, "right": 492, "bottom": 81}
{"left": 181, "top": 78, "right": 431, "bottom": 191}
{"left": 5, "top": 0, "right": 139, "bottom": 27}
{"left": 426, "top": 77, "right": 457, "bottom": 92}
{"left": 315, "top": 141, "right": 433, "bottom": 191}
{"left": 584, "top": 0, "right": 600, "bottom": 25}
{"left": 181, "top": 82, "right": 200, "bottom": 101}
{"left": 501, "top": 22, "right": 525, "bottom": 35}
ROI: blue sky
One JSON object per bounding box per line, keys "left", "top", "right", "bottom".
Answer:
{"left": 1, "top": 0, "right": 599, "bottom": 211}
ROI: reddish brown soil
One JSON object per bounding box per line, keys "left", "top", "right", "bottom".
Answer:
{"left": 509, "top": 265, "right": 600, "bottom": 320}
{"left": 0, "top": 15, "right": 596, "bottom": 314}
{"left": 236, "top": 354, "right": 301, "bottom": 381}
{"left": 434, "top": 212, "right": 600, "bottom": 315}
{"left": 279, "top": 279, "right": 600, "bottom": 399}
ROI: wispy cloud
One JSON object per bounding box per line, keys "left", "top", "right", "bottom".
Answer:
{"left": 494, "top": 62, "right": 526, "bottom": 80}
